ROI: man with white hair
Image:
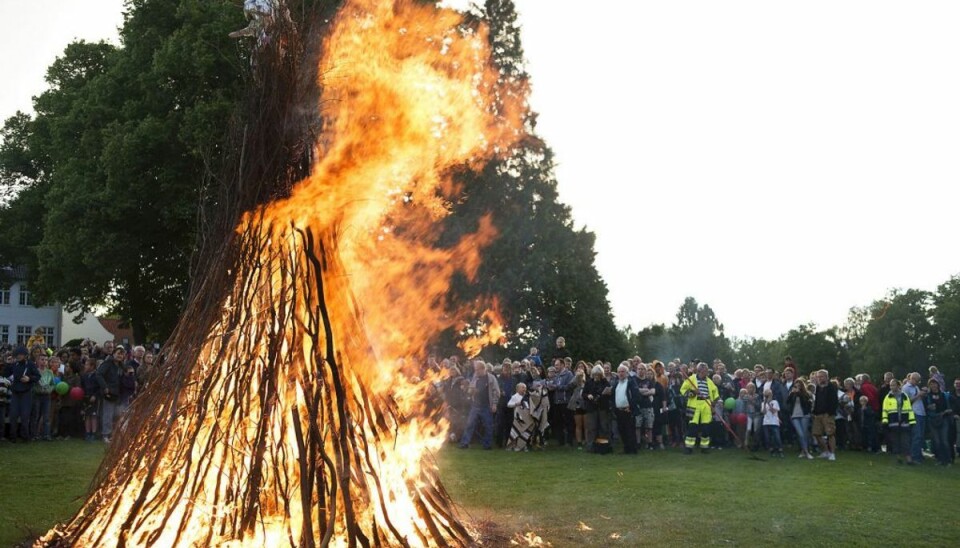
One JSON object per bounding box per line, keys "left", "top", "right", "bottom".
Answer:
{"left": 903, "top": 371, "right": 926, "bottom": 463}
{"left": 611, "top": 362, "right": 641, "bottom": 454}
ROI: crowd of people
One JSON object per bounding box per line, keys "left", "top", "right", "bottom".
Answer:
{"left": 0, "top": 337, "right": 156, "bottom": 444}
{"left": 439, "top": 337, "right": 958, "bottom": 466}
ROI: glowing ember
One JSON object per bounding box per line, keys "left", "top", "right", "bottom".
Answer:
{"left": 41, "top": 0, "right": 522, "bottom": 546}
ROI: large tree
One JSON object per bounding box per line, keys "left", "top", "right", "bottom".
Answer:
{"left": 0, "top": 1, "right": 246, "bottom": 342}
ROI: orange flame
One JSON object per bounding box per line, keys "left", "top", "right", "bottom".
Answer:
{"left": 458, "top": 300, "right": 508, "bottom": 358}
{"left": 52, "top": 0, "right": 524, "bottom": 546}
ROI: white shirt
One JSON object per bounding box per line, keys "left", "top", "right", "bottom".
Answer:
{"left": 615, "top": 379, "right": 629, "bottom": 408}
{"left": 762, "top": 399, "right": 780, "bottom": 426}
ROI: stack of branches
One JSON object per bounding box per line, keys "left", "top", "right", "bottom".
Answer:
{"left": 42, "top": 1, "right": 473, "bottom": 546}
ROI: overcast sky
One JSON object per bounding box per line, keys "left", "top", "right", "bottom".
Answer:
{"left": 2, "top": 1, "right": 959, "bottom": 340}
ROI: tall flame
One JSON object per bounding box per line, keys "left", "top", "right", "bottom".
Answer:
{"left": 44, "top": 0, "right": 522, "bottom": 546}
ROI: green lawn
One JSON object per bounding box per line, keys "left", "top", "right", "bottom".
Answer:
{"left": 2, "top": 440, "right": 958, "bottom": 547}
{"left": 0, "top": 440, "right": 105, "bottom": 547}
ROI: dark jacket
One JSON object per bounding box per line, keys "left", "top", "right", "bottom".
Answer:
{"left": 498, "top": 374, "right": 518, "bottom": 409}
{"left": 786, "top": 389, "right": 813, "bottom": 416}
{"left": 582, "top": 376, "right": 611, "bottom": 412}
{"left": 81, "top": 372, "right": 101, "bottom": 400}
{"left": 609, "top": 376, "right": 642, "bottom": 417}
{"left": 2, "top": 360, "right": 40, "bottom": 394}
{"left": 813, "top": 382, "right": 839, "bottom": 415}
{"left": 95, "top": 357, "right": 123, "bottom": 398}
{"left": 924, "top": 391, "right": 950, "bottom": 428}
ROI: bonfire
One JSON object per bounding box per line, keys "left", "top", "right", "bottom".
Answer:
{"left": 41, "top": 0, "right": 522, "bottom": 545}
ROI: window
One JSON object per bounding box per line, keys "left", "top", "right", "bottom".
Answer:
{"left": 0, "top": 287, "right": 9, "bottom": 305}
{"left": 40, "top": 326, "right": 55, "bottom": 347}
{"left": 16, "top": 325, "right": 32, "bottom": 346}
{"left": 18, "top": 285, "right": 32, "bottom": 306}
{"left": 0, "top": 325, "right": 8, "bottom": 344}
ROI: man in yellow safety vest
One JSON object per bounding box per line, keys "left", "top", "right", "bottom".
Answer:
{"left": 680, "top": 362, "right": 719, "bottom": 454}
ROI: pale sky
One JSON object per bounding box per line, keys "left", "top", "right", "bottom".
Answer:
{"left": 2, "top": 1, "right": 959, "bottom": 340}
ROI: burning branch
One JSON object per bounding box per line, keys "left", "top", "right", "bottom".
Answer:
{"left": 41, "top": 0, "right": 523, "bottom": 546}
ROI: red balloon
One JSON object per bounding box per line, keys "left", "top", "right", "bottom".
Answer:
{"left": 69, "top": 386, "right": 85, "bottom": 401}
{"left": 731, "top": 413, "right": 747, "bottom": 426}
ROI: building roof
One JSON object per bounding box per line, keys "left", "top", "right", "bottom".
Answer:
{"left": 0, "top": 266, "right": 29, "bottom": 283}
{"left": 98, "top": 318, "right": 135, "bottom": 344}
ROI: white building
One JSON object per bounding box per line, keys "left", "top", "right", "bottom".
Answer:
{"left": 0, "top": 266, "right": 61, "bottom": 347}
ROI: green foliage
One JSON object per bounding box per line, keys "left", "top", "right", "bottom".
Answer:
{"left": 850, "top": 289, "right": 936, "bottom": 380}
{"left": 932, "top": 275, "right": 960, "bottom": 371}
{"left": 0, "top": 1, "right": 246, "bottom": 342}
{"left": 625, "top": 297, "right": 733, "bottom": 364}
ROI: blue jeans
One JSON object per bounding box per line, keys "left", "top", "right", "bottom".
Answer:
{"left": 764, "top": 424, "right": 782, "bottom": 451}
{"left": 911, "top": 414, "right": 926, "bottom": 462}
{"left": 791, "top": 415, "right": 811, "bottom": 452}
{"left": 929, "top": 418, "right": 950, "bottom": 465}
{"left": 31, "top": 394, "right": 51, "bottom": 439}
{"left": 8, "top": 391, "right": 33, "bottom": 440}
{"left": 460, "top": 405, "right": 494, "bottom": 449}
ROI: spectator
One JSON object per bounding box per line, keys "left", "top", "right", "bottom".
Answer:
{"left": 505, "top": 383, "right": 533, "bottom": 452}
{"left": 524, "top": 347, "right": 542, "bottom": 370}
{"left": 902, "top": 372, "right": 926, "bottom": 463}
{"left": 858, "top": 374, "right": 881, "bottom": 453}
{"left": 611, "top": 363, "right": 641, "bottom": 455}
{"left": 680, "top": 363, "right": 719, "bottom": 455}
{"left": 546, "top": 358, "right": 574, "bottom": 447}
{"left": 551, "top": 337, "right": 570, "bottom": 365}
{"left": 80, "top": 358, "right": 101, "bottom": 442}
{"left": 582, "top": 365, "right": 611, "bottom": 452}
{"left": 137, "top": 351, "right": 158, "bottom": 387}
{"left": 0, "top": 360, "right": 11, "bottom": 441}
{"left": 96, "top": 346, "right": 127, "bottom": 443}
{"left": 26, "top": 327, "right": 47, "bottom": 351}
{"left": 567, "top": 363, "right": 587, "bottom": 449}
{"left": 666, "top": 371, "right": 685, "bottom": 447}
{"left": 882, "top": 379, "right": 915, "bottom": 465}
{"left": 31, "top": 354, "right": 55, "bottom": 441}
{"left": 458, "top": 361, "right": 500, "bottom": 450}
{"left": 58, "top": 359, "right": 82, "bottom": 439}
{"left": 924, "top": 379, "right": 951, "bottom": 466}
{"left": 649, "top": 368, "right": 668, "bottom": 450}
{"left": 495, "top": 361, "right": 517, "bottom": 448}
{"left": 528, "top": 374, "right": 550, "bottom": 449}
{"left": 858, "top": 395, "right": 877, "bottom": 455}
{"left": 812, "top": 369, "right": 839, "bottom": 461}
{"left": 786, "top": 379, "right": 813, "bottom": 459}
{"left": 841, "top": 378, "right": 861, "bottom": 449}
{"left": 762, "top": 388, "right": 783, "bottom": 458}
{"left": 635, "top": 368, "right": 657, "bottom": 449}
{"left": 950, "top": 378, "right": 960, "bottom": 462}
{"left": 118, "top": 359, "right": 137, "bottom": 411}
{"left": 928, "top": 366, "right": 946, "bottom": 393}
{"left": 3, "top": 347, "right": 39, "bottom": 442}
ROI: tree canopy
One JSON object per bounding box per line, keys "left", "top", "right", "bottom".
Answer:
{"left": 0, "top": 1, "right": 246, "bottom": 342}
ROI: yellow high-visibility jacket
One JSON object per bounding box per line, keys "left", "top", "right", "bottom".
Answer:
{"left": 881, "top": 392, "right": 915, "bottom": 427}
{"left": 680, "top": 374, "right": 719, "bottom": 424}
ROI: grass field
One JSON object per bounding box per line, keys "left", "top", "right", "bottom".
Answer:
{"left": 2, "top": 440, "right": 958, "bottom": 547}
